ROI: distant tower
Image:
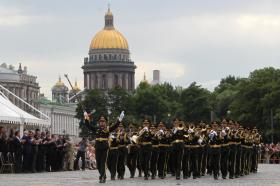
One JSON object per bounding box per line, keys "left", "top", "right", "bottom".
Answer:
{"left": 151, "top": 70, "right": 160, "bottom": 85}
{"left": 51, "top": 76, "right": 69, "bottom": 103}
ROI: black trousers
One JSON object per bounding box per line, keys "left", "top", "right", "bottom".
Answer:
{"left": 251, "top": 146, "right": 258, "bottom": 172}
{"left": 172, "top": 142, "right": 184, "bottom": 178}
{"left": 107, "top": 149, "right": 118, "bottom": 178}
{"left": 209, "top": 147, "right": 221, "bottom": 178}
{"left": 201, "top": 146, "right": 208, "bottom": 175}
{"left": 74, "top": 150, "right": 86, "bottom": 170}
{"left": 96, "top": 146, "right": 109, "bottom": 180}
{"left": 127, "top": 146, "right": 138, "bottom": 177}
{"left": 235, "top": 144, "right": 242, "bottom": 176}
{"left": 229, "top": 144, "right": 237, "bottom": 177}
{"left": 190, "top": 147, "right": 199, "bottom": 178}
{"left": 220, "top": 146, "right": 230, "bottom": 178}
{"left": 182, "top": 146, "right": 190, "bottom": 177}
{"left": 157, "top": 146, "right": 168, "bottom": 177}
{"left": 137, "top": 150, "right": 142, "bottom": 175}
{"left": 14, "top": 152, "right": 22, "bottom": 173}
{"left": 167, "top": 146, "right": 175, "bottom": 175}
{"left": 117, "top": 147, "right": 127, "bottom": 178}
{"left": 197, "top": 147, "right": 203, "bottom": 177}
{"left": 140, "top": 144, "right": 152, "bottom": 177}
{"left": 150, "top": 147, "right": 159, "bottom": 177}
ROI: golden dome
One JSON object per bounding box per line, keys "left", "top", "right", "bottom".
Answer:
{"left": 89, "top": 8, "right": 129, "bottom": 50}
{"left": 55, "top": 76, "right": 65, "bottom": 87}
{"left": 90, "top": 30, "right": 128, "bottom": 49}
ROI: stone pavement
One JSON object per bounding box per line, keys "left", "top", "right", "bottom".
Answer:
{"left": 0, "top": 164, "right": 279, "bottom": 186}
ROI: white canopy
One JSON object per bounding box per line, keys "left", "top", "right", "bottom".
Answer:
{"left": 0, "top": 93, "right": 50, "bottom": 127}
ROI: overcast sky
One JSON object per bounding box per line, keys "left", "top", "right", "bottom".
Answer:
{"left": 0, "top": 0, "right": 279, "bottom": 98}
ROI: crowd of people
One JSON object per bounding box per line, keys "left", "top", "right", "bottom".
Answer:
{"left": 83, "top": 110, "right": 262, "bottom": 183}
{"left": 259, "top": 142, "right": 280, "bottom": 164}
{"left": 0, "top": 126, "right": 96, "bottom": 173}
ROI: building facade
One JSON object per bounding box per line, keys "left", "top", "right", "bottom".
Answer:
{"left": 82, "top": 8, "right": 136, "bottom": 91}
{"left": 0, "top": 63, "right": 40, "bottom": 111}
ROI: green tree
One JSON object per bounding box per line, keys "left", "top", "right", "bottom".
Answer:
{"left": 180, "top": 82, "right": 211, "bottom": 122}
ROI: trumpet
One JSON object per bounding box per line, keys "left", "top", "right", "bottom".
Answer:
{"left": 138, "top": 127, "right": 149, "bottom": 137}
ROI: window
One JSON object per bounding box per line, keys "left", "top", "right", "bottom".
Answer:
{"left": 114, "top": 74, "right": 118, "bottom": 86}
{"left": 101, "top": 74, "right": 107, "bottom": 89}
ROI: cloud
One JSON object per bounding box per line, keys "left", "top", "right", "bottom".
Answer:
{"left": 0, "top": 6, "right": 51, "bottom": 27}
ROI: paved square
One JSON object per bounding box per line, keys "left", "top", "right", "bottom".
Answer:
{"left": 0, "top": 164, "right": 279, "bottom": 186}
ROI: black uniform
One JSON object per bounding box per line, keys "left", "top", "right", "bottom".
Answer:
{"left": 127, "top": 132, "right": 139, "bottom": 178}
{"left": 117, "top": 132, "right": 129, "bottom": 179}
{"left": 107, "top": 132, "right": 119, "bottom": 180}
{"left": 150, "top": 132, "right": 159, "bottom": 179}
{"left": 138, "top": 129, "right": 153, "bottom": 180}
{"left": 171, "top": 127, "right": 185, "bottom": 180}
{"left": 157, "top": 131, "right": 170, "bottom": 179}
{"left": 208, "top": 130, "right": 221, "bottom": 180}
{"left": 84, "top": 119, "right": 120, "bottom": 183}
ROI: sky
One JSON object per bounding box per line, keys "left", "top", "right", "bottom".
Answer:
{"left": 0, "top": 0, "right": 280, "bottom": 98}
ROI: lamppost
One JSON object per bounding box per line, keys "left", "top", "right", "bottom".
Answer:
{"left": 167, "top": 113, "right": 171, "bottom": 128}
{"left": 227, "top": 110, "right": 231, "bottom": 118}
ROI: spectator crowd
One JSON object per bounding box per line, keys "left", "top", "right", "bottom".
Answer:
{"left": 0, "top": 126, "right": 96, "bottom": 173}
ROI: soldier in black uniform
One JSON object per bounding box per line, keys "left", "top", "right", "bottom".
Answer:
{"left": 83, "top": 111, "right": 124, "bottom": 183}
{"left": 117, "top": 124, "right": 129, "bottom": 180}
{"left": 182, "top": 124, "right": 191, "bottom": 179}
{"left": 171, "top": 119, "right": 185, "bottom": 180}
{"left": 138, "top": 120, "right": 153, "bottom": 180}
{"left": 107, "top": 131, "right": 119, "bottom": 180}
{"left": 220, "top": 120, "right": 230, "bottom": 179}
{"left": 189, "top": 125, "right": 200, "bottom": 179}
{"left": 157, "top": 122, "right": 170, "bottom": 179}
{"left": 228, "top": 120, "right": 237, "bottom": 179}
{"left": 127, "top": 126, "right": 139, "bottom": 178}
{"left": 208, "top": 122, "right": 221, "bottom": 180}
{"left": 235, "top": 121, "right": 242, "bottom": 178}
{"left": 150, "top": 124, "right": 159, "bottom": 179}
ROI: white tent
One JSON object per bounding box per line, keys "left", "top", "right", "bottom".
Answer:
{"left": 0, "top": 84, "right": 50, "bottom": 135}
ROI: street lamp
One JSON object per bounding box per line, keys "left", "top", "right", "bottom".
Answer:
{"left": 167, "top": 113, "right": 171, "bottom": 128}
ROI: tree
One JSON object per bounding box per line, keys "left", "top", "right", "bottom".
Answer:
{"left": 180, "top": 82, "right": 212, "bottom": 122}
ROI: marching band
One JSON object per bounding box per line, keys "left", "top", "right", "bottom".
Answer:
{"left": 83, "top": 111, "right": 261, "bottom": 183}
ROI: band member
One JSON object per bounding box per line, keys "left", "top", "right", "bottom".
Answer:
{"left": 228, "top": 120, "right": 237, "bottom": 179}
{"left": 171, "top": 119, "right": 185, "bottom": 180}
{"left": 107, "top": 131, "right": 119, "bottom": 180}
{"left": 117, "top": 123, "right": 129, "bottom": 180}
{"left": 138, "top": 119, "right": 153, "bottom": 180}
{"left": 83, "top": 111, "right": 124, "bottom": 183}
{"left": 208, "top": 122, "right": 221, "bottom": 180}
{"left": 150, "top": 124, "right": 159, "bottom": 179}
{"left": 182, "top": 124, "right": 191, "bottom": 179}
{"left": 127, "top": 126, "right": 139, "bottom": 178}
{"left": 220, "top": 119, "right": 230, "bottom": 179}
{"left": 157, "top": 122, "right": 170, "bottom": 179}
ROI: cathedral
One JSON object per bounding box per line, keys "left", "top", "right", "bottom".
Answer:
{"left": 82, "top": 8, "right": 136, "bottom": 91}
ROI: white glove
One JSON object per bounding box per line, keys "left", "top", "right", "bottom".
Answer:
{"left": 173, "top": 128, "right": 178, "bottom": 134}
{"left": 198, "top": 138, "right": 203, "bottom": 145}
{"left": 118, "top": 111, "right": 125, "bottom": 122}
